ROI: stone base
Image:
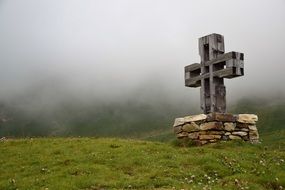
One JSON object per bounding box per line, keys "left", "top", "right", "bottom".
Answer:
{"left": 173, "top": 113, "right": 259, "bottom": 146}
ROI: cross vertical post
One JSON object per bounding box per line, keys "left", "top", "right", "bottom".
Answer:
{"left": 185, "top": 33, "right": 244, "bottom": 114}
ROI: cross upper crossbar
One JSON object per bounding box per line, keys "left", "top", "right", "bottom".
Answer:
{"left": 184, "top": 34, "right": 244, "bottom": 114}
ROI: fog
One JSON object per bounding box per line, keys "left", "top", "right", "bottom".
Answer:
{"left": 0, "top": 0, "right": 285, "bottom": 136}
{"left": 1, "top": 0, "right": 285, "bottom": 103}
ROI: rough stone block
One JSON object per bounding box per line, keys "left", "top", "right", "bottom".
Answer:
{"left": 182, "top": 122, "right": 200, "bottom": 132}
{"left": 173, "top": 118, "right": 185, "bottom": 127}
{"left": 200, "top": 122, "right": 223, "bottom": 130}
{"left": 224, "top": 122, "right": 235, "bottom": 131}
{"left": 248, "top": 125, "right": 257, "bottom": 131}
{"left": 237, "top": 114, "right": 258, "bottom": 124}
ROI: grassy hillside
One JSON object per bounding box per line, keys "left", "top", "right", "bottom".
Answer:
{"left": 1, "top": 134, "right": 284, "bottom": 190}
{"left": 1, "top": 98, "right": 285, "bottom": 138}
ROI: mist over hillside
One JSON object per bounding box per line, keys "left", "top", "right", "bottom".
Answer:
{"left": 0, "top": 79, "right": 284, "bottom": 138}
{"left": 0, "top": 0, "right": 284, "bottom": 137}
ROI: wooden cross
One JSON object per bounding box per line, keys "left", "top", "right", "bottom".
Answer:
{"left": 185, "top": 33, "right": 244, "bottom": 114}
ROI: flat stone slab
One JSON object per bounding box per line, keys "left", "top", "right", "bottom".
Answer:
{"left": 173, "top": 118, "right": 185, "bottom": 127}
{"left": 184, "top": 114, "right": 207, "bottom": 123}
{"left": 237, "top": 114, "right": 258, "bottom": 124}
{"left": 232, "top": 131, "right": 248, "bottom": 136}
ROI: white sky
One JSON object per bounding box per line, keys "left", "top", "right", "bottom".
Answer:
{"left": 0, "top": 0, "right": 284, "bottom": 106}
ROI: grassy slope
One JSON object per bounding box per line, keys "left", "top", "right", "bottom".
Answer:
{"left": 0, "top": 134, "right": 285, "bottom": 190}
{"left": 1, "top": 98, "right": 284, "bottom": 138}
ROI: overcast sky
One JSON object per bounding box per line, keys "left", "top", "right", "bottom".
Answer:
{"left": 0, "top": 0, "right": 284, "bottom": 107}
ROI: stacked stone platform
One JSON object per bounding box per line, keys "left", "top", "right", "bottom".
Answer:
{"left": 173, "top": 113, "right": 259, "bottom": 146}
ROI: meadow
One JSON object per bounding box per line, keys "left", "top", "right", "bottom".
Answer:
{"left": 1, "top": 99, "right": 285, "bottom": 189}
{"left": 0, "top": 131, "right": 284, "bottom": 190}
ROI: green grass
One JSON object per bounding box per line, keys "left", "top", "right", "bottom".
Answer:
{"left": 1, "top": 133, "right": 285, "bottom": 190}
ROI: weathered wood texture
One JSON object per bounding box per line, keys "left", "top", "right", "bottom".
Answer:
{"left": 185, "top": 34, "right": 244, "bottom": 114}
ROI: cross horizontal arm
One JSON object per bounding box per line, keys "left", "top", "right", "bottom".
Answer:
{"left": 184, "top": 63, "right": 202, "bottom": 87}
{"left": 185, "top": 63, "right": 201, "bottom": 72}
{"left": 204, "top": 51, "right": 243, "bottom": 66}
{"left": 213, "top": 67, "right": 243, "bottom": 79}
{"left": 185, "top": 51, "right": 244, "bottom": 88}
{"left": 185, "top": 74, "right": 203, "bottom": 87}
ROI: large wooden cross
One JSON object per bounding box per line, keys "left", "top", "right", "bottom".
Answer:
{"left": 185, "top": 33, "right": 244, "bottom": 114}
